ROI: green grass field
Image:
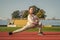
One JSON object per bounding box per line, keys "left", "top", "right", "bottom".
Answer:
{"left": 0, "top": 27, "right": 60, "bottom": 32}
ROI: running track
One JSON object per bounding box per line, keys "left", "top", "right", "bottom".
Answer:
{"left": 0, "top": 32, "right": 60, "bottom": 40}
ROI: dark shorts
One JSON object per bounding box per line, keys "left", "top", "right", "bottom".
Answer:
{"left": 31, "top": 23, "right": 42, "bottom": 28}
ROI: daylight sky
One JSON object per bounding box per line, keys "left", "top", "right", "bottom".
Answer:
{"left": 0, "top": 0, "right": 60, "bottom": 19}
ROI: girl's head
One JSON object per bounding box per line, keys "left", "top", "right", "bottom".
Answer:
{"left": 29, "top": 6, "right": 35, "bottom": 14}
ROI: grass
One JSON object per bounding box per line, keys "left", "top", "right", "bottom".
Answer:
{"left": 0, "top": 27, "right": 60, "bottom": 32}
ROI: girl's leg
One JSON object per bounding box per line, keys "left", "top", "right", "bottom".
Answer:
{"left": 9, "top": 24, "right": 35, "bottom": 35}
{"left": 12, "top": 25, "right": 30, "bottom": 33}
{"left": 12, "top": 24, "right": 35, "bottom": 33}
{"left": 38, "top": 23, "right": 43, "bottom": 34}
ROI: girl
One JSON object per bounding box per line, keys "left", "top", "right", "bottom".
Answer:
{"left": 9, "top": 6, "right": 43, "bottom": 35}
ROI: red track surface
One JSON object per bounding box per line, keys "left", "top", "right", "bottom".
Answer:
{"left": 0, "top": 32, "right": 60, "bottom": 40}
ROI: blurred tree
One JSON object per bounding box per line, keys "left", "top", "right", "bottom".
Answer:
{"left": 11, "top": 5, "right": 46, "bottom": 19}
{"left": 22, "top": 10, "right": 29, "bottom": 18}
{"left": 11, "top": 10, "right": 20, "bottom": 19}
{"left": 36, "top": 9, "right": 46, "bottom": 19}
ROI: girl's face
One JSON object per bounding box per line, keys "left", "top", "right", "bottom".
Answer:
{"left": 29, "top": 8, "right": 34, "bottom": 14}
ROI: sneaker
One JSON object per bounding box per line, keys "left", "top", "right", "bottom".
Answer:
{"left": 40, "top": 32, "right": 43, "bottom": 34}
{"left": 38, "top": 32, "right": 43, "bottom": 36}
{"left": 9, "top": 32, "right": 13, "bottom": 35}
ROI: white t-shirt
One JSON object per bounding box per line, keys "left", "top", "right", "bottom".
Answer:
{"left": 27, "top": 14, "right": 39, "bottom": 25}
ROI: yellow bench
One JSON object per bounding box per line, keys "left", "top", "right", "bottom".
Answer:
{"left": 13, "top": 19, "right": 27, "bottom": 27}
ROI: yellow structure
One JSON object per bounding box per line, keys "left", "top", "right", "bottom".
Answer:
{"left": 13, "top": 19, "right": 27, "bottom": 27}
{"left": 11, "top": 19, "right": 52, "bottom": 27}
{"left": 44, "top": 25, "right": 52, "bottom": 27}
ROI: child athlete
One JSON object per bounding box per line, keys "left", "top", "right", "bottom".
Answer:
{"left": 9, "top": 6, "right": 43, "bottom": 35}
